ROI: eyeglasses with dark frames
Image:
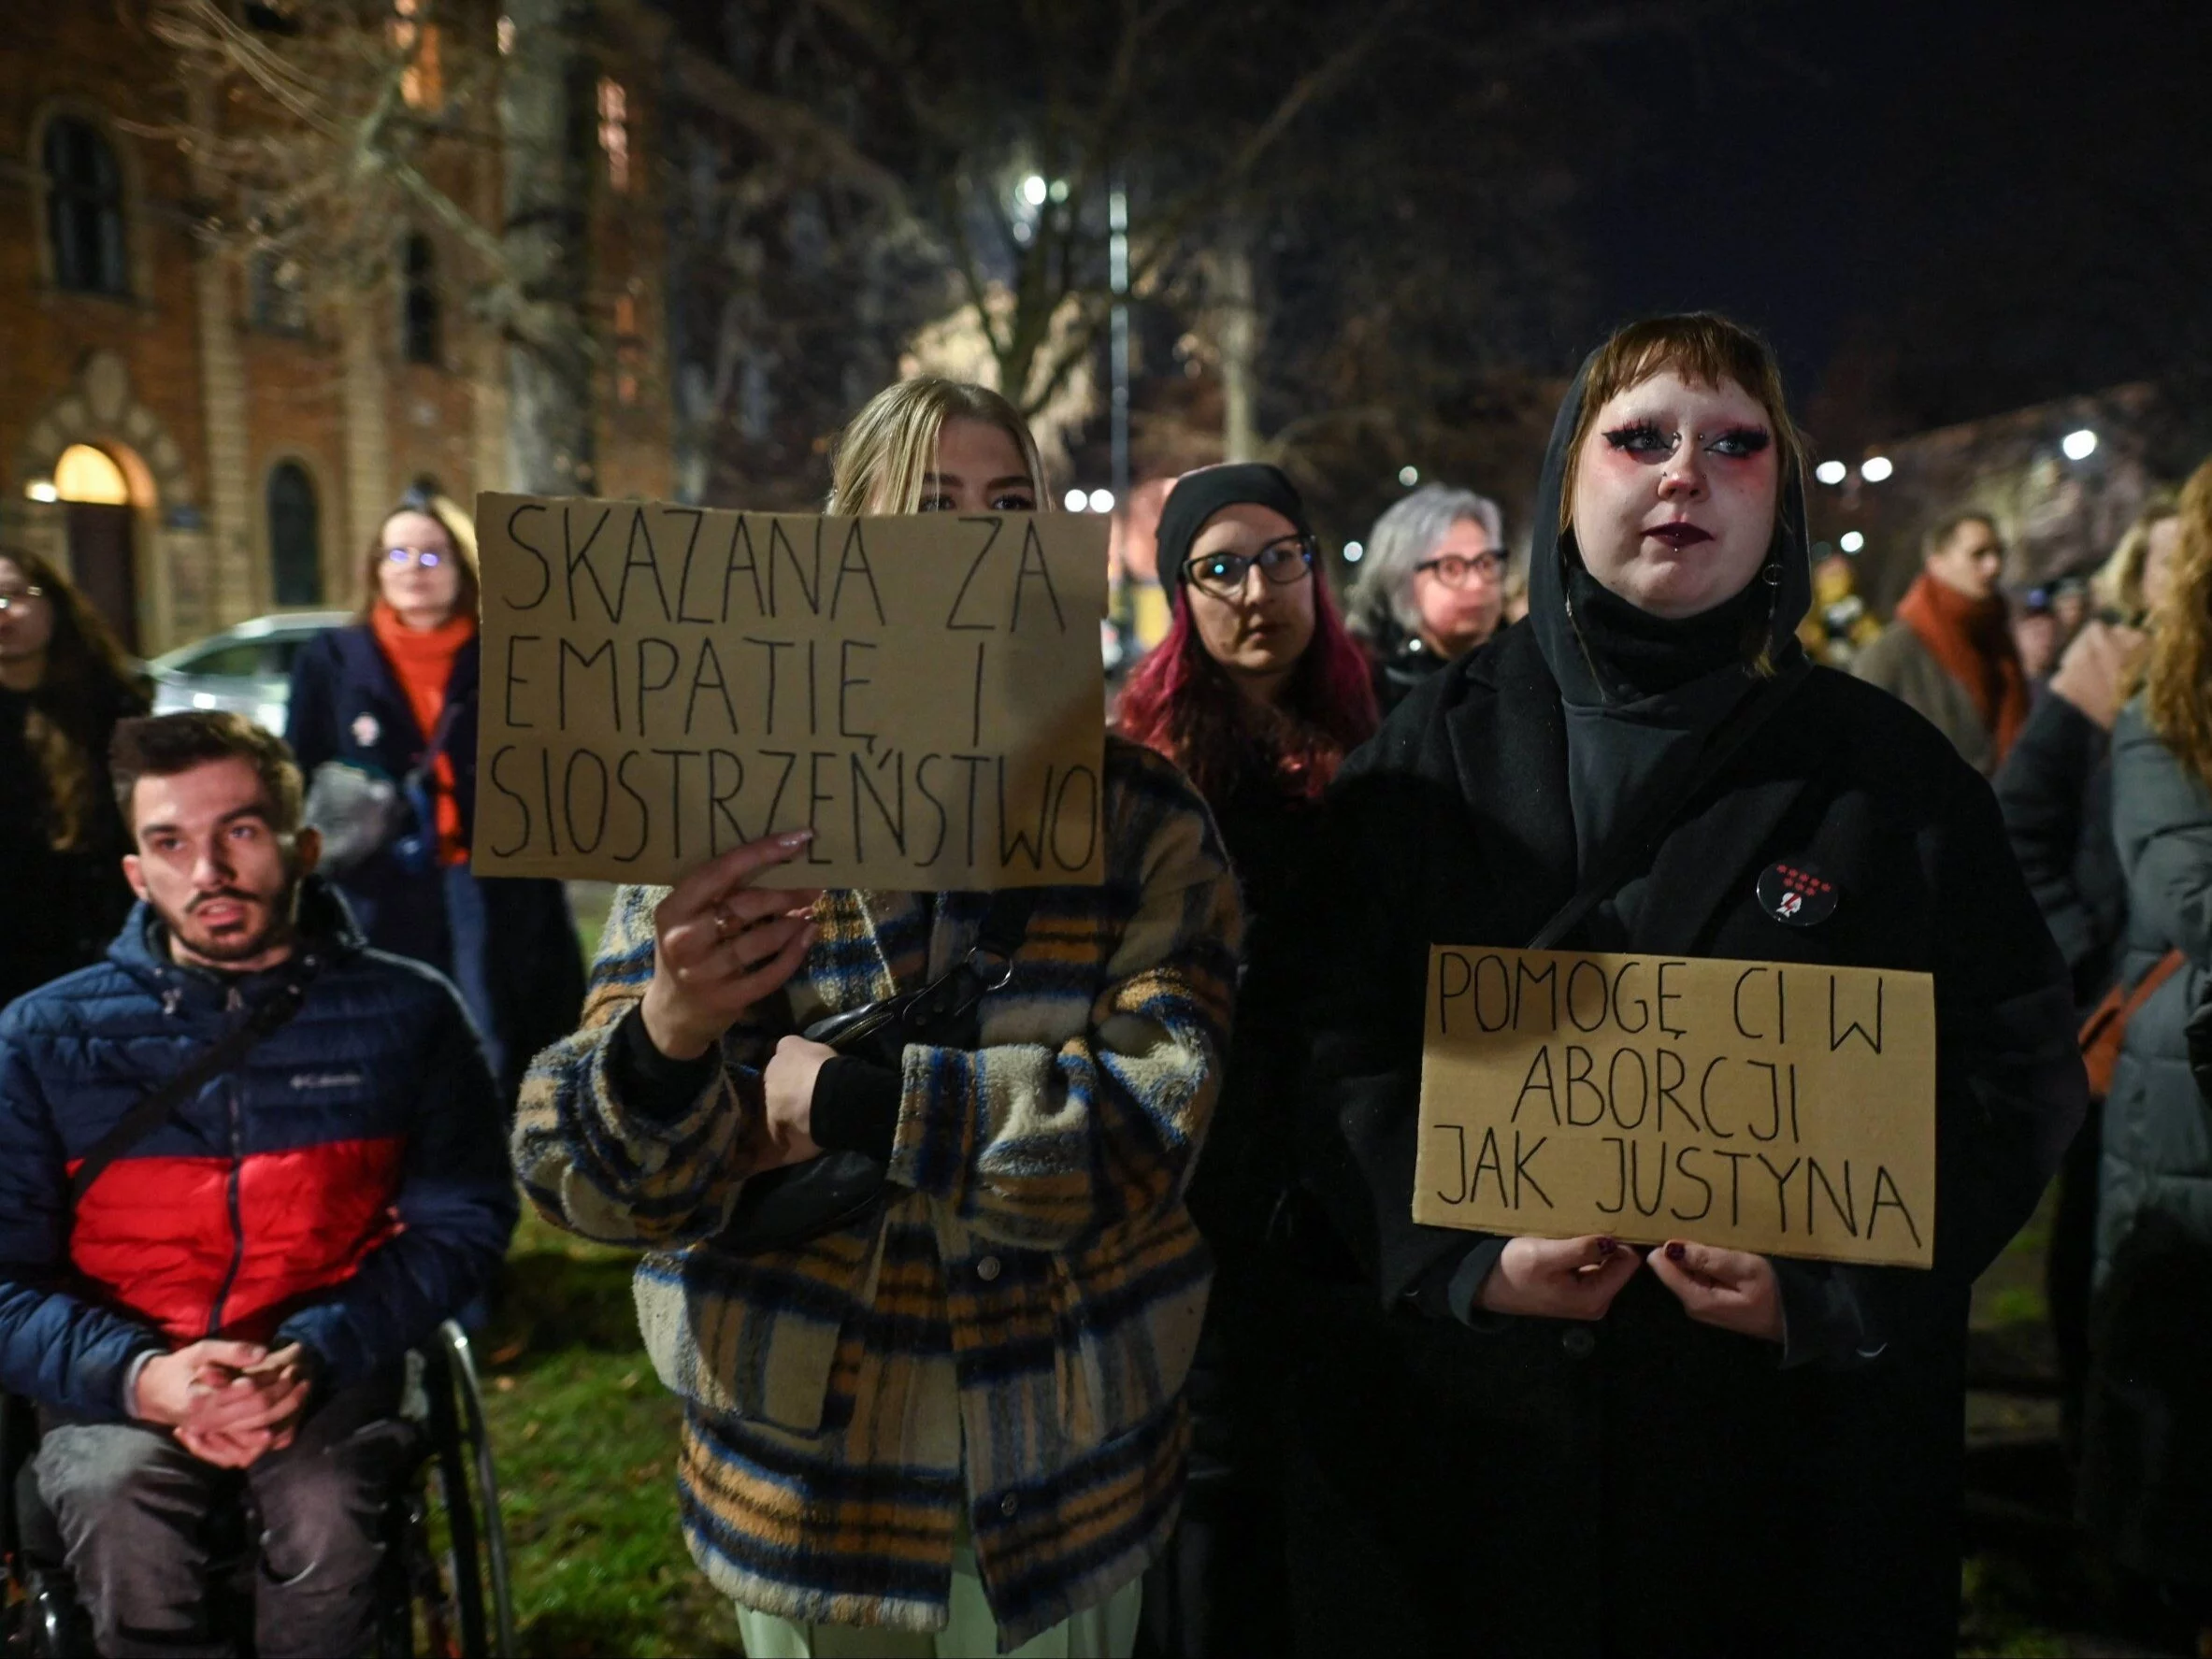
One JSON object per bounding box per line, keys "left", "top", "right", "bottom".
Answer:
{"left": 1414, "top": 551, "right": 1503, "bottom": 589}
{"left": 1182, "top": 536, "right": 1316, "bottom": 600}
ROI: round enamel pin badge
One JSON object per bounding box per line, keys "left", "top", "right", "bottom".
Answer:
{"left": 1756, "top": 859, "right": 1837, "bottom": 927}
{"left": 351, "top": 712, "right": 381, "bottom": 749}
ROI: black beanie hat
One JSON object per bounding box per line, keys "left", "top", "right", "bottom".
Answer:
{"left": 1156, "top": 464, "right": 1314, "bottom": 598}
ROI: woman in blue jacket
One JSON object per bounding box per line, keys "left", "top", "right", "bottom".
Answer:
{"left": 287, "top": 490, "right": 582, "bottom": 1100}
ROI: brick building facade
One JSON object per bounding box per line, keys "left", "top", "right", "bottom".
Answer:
{"left": 0, "top": 2, "right": 669, "bottom": 657}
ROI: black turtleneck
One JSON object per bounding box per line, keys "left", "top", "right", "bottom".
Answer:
{"left": 1557, "top": 563, "right": 1770, "bottom": 898}
{"left": 1563, "top": 563, "right": 1772, "bottom": 702}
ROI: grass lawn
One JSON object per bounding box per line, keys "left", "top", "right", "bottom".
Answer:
{"left": 478, "top": 1208, "right": 744, "bottom": 1658}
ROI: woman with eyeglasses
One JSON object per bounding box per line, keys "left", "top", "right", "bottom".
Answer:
{"left": 1344, "top": 484, "right": 1511, "bottom": 715}
{"left": 1119, "top": 465, "right": 1378, "bottom": 934}
{"left": 285, "top": 491, "right": 583, "bottom": 1102}
{"left": 0, "top": 547, "right": 149, "bottom": 1008}
{"left": 1115, "top": 464, "right": 1375, "bottom": 1659}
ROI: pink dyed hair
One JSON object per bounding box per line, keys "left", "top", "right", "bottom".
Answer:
{"left": 1117, "top": 562, "right": 1379, "bottom": 805}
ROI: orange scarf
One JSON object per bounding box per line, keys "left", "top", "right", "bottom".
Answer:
{"left": 1895, "top": 572, "right": 2030, "bottom": 762}
{"left": 369, "top": 602, "right": 476, "bottom": 865}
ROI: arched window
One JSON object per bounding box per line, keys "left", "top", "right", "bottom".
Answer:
{"left": 43, "top": 117, "right": 129, "bottom": 296}
{"left": 266, "top": 462, "right": 323, "bottom": 606}
{"left": 401, "top": 233, "right": 441, "bottom": 365}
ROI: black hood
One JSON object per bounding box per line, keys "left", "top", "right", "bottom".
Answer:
{"left": 1527, "top": 350, "right": 1812, "bottom": 707}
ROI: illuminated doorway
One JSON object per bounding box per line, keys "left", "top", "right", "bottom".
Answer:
{"left": 53, "top": 443, "right": 138, "bottom": 652}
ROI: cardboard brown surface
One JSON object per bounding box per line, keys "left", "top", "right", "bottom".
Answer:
{"left": 471, "top": 493, "right": 1109, "bottom": 888}
{"left": 1414, "top": 947, "right": 1936, "bottom": 1267}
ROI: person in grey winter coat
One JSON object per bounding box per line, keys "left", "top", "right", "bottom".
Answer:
{"left": 1995, "top": 495, "right": 2172, "bottom": 1453}
{"left": 2081, "top": 455, "right": 2212, "bottom": 1615}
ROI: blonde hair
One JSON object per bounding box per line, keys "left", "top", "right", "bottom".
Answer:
{"left": 2143, "top": 458, "right": 2212, "bottom": 791}
{"left": 356, "top": 490, "right": 481, "bottom": 621}
{"left": 826, "top": 377, "right": 1050, "bottom": 515}
{"left": 2093, "top": 489, "right": 2180, "bottom": 622}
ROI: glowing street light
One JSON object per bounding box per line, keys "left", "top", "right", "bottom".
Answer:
{"left": 1088, "top": 489, "right": 1115, "bottom": 513}
{"left": 2062, "top": 428, "right": 2098, "bottom": 461}
{"left": 1022, "top": 175, "right": 1049, "bottom": 207}
{"left": 1343, "top": 540, "right": 1366, "bottom": 564}
{"left": 1814, "top": 460, "right": 1848, "bottom": 486}
{"left": 1063, "top": 488, "right": 1087, "bottom": 511}
{"left": 1860, "top": 456, "right": 1894, "bottom": 483}
{"left": 1839, "top": 530, "right": 1866, "bottom": 554}
{"left": 1398, "top": 465, "right": 1419, "bottom": 487}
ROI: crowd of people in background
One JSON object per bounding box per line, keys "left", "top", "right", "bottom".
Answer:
{"left": 2, "top": 310, "right": 2212, "bottom": 1655}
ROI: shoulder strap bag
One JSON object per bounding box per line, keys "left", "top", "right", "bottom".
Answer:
{"left": 68, "top": 971, "right": 316, "bottom": 1224}
{"left": 1527, "top": 656, "right": 1814, "bottom": 951}
{"left": 2081, "top": 948, "right": 2185, "bottom": 1101}
{"left": 303, "top": 698, "right": 462, "bottom": 878}
{"left": 713, "top": 888, "right": 1038, "bottom": 1255}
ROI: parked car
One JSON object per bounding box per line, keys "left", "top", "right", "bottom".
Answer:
{"left": 148, "top": 610, "right": 352, "bottom": 732}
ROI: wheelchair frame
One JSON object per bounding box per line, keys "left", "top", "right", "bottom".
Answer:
{"left": 1, "top": 1320, "right": 513, "bottom": 1659}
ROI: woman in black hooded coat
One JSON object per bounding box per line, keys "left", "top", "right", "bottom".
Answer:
{"left": 1279, "top": 314, "right": 2086, "bottom": 1659}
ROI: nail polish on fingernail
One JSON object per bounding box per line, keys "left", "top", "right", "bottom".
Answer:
{"left": 1665, "top": 1242, "right": 1686, "bottom": 1261}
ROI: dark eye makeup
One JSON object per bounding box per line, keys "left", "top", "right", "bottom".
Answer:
{"left": 1711, "top": 427, "right": 1771, "bottom": 457}
{"left": 1602, "top": 421, "right": 1772, "bottom": 459}
{"left": 1603, "top": 421, "right": 1672, "bottom": 454}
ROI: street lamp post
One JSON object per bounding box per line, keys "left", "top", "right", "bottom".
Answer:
{"left": 1109, "top": 183, "right": 1130, "bottom": 503}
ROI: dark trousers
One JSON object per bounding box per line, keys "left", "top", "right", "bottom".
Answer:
{"left": 33, "top": 1376, "right": 407, "bottom": 1658}
{"left": 2046, "top": 1098, "right": 2103, "bottom": 1457}
{"left": 1140, "top": 1259, "right": 1293, "bottom": 1659}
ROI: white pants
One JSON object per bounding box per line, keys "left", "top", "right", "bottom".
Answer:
{"left": 733, "top": 1543, "right": 1142, "bottom": 1659}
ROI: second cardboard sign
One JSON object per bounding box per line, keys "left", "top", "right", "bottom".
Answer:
{"left": 1415, "top": 946, "right": 1937, "bottom": 1269}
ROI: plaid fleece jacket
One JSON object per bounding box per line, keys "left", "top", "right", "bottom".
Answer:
{"left": 514, "top": 738, "right": 1241, "bottom": 1646}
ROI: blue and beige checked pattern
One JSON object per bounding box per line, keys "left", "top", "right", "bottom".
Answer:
{"left": 514, "top": 738, "right": 1241, "bottom": 1645}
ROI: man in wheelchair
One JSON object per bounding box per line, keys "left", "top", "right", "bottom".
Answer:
{"left": 0, "top": 711, "right": 517, "bottom": 1657}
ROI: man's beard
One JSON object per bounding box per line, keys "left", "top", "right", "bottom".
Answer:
{"left": 161, "top": 877, "right": 302, "bottom": 965}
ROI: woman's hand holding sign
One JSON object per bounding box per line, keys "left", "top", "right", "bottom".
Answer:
{"left": 1475, "top": 1234, "right": 1785, "bottom": 1343}
{"left": 641, "top": 831, "right": 823, "bottom": 1062}
{"left": 1647, "top": 1240, "right": 1786, "bottom": 1342}
{"left": 1477, "top": 1235, "right": 1642, "bottom": 1320}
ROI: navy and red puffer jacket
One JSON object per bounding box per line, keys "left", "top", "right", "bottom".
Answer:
{"left": 0, "top": 879, "right": 517, "bottom": 1421}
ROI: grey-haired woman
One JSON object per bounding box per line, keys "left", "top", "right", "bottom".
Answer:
{"left": 1345, "top": 483, "right": 1509, "bottom": 714}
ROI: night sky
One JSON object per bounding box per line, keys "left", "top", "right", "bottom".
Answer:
{"left": 1574, "top": 0, "right": 2212, "bottom": 441}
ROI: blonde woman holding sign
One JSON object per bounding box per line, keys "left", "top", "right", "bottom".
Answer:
{"left": 1283, "top": 315, "right": 2086, "bottom": 1658}
{"left": 514, "top": 378, "right": 1240, "bottom": 1658}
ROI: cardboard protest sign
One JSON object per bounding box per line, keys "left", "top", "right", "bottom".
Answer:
{"left": 1414, "top": 948, "right": 1936, "bottom": 1268}
{"left": 471, "top": 493, "right": 1108, "bottom": 889}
